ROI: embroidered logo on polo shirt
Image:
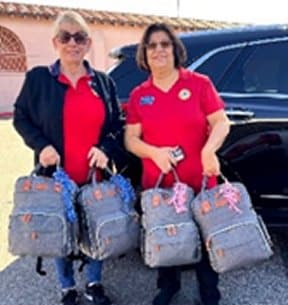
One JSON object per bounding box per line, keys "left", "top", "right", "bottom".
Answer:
{"left": 139, "top": 95, "right": 155, "bottom": 105}
{"left": 178, "top": 89, "right": 191, "bottom": 101}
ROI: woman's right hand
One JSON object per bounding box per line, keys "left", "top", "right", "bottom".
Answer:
{"left": 39, "top": 145, "right": 60, "bottom": 167}
{"left": 151, "top": 146, "right": 178, "bottom": 174}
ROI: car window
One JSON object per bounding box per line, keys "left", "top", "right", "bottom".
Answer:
{"left": 221, "top": 40, "right": 288, "bottom": 94}
{"left": 193, "top": 47, "right": 243, "bottom": 89}
{"left": 108, "top": 58, "right": 148, "bottom": 102}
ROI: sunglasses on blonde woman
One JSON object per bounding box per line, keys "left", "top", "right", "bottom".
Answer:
{"left": 145, "top": 40, "right": 172, "bottom": 50}
{"left": 56, "top": 31, "right": 88, "bottom": 45}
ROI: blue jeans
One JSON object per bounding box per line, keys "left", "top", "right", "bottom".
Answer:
{"left": 54, "top": 256, "right": 103, "bottom": 289}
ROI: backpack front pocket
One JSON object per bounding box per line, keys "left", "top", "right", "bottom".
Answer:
{"left": 9, "top": 212, "right": 69, "bottom": 257}
{"left": 206, "top": 221, "right": 273, "bottom": 273}
{"left": 95, "top": 211, "right": 139, "bottom": 260}
{"left": 143, "top": 222, "right": 201, "bottom": 268}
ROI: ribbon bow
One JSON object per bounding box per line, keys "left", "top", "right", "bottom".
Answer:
{"left": 168, "top": 182, "right": 188, "bottom": 214}
{"left": 219, "top": 182, "right": 242, "bottom": 214}
{"left": 110, "top": 174, "right": 136, "bottom": 213}
{"left": 53, "top": 168, "right": 78, "bottom": 223}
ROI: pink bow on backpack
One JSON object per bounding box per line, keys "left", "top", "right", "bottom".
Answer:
{"left": 168, "top": 182, "right": 188, "bottom": 213}
{"left": 219, "top": 181, "right": 242, "bottom": 214}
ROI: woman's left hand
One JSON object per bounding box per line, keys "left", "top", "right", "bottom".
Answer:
{"left": 201, "top": 148, "right": 220, "bottom": 177}
{"left": 87, "top": 147, "right": 109, "bottom": 169}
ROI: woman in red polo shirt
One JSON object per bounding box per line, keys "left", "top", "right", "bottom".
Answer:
{"left": 13, "top": 11, "right": 122, "bottom": 305}
{"left": 125, "top": 23, "right": 230, "bottom": 305}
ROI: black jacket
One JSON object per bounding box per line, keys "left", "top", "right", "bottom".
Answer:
{"left": 13, "top": 60, "right": 126, "bottom": 175}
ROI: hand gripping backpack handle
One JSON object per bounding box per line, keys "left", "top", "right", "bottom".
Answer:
{"left": 200, "top": 173, "right": 228, "bottom": 193}
{"left": 86, "top": 166, "right": 115, "bottom": 186}
{"left": 199, "top": 173, "right": 242, "bottom": 214}
{"left": 30, "top": 162, "right": 61, "bottom": 178}
{"left": 155, "top": 167, "right": 180, "bottom": 189}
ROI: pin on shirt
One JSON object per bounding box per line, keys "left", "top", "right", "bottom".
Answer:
{"left": 88, "top": 80, "right": 100, "bottom": 97}
{"left": 140, "top": 95, "right": 155, "bottom": 105}
{"left": 178, "top": 88, "right": 191, "bottom": 101}
{"left": 90, "top": 89, "right": 100, "bottom": 97}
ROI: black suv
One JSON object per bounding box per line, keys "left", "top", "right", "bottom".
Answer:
{"left": 108, "top": 25, "right": 288, "bottom": 228}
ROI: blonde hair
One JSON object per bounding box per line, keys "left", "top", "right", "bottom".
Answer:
{"left": 53, "top": 11, "right": 91, "bottom": 37}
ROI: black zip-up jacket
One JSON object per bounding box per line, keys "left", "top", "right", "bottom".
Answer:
{"left": 13, "top": 60, "right": 127, "bottom": 176}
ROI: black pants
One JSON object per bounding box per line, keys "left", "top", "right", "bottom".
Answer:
{"left": 157, "top": 245, "right": 221, "bottom": 305}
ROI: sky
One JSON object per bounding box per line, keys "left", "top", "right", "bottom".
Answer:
{"left": 2, "top": 0, "right": 288, "bottom": 24}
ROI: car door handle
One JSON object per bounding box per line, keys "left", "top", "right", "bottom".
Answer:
{"left": 225, "top": 109, "right": 254, "bottom": 119}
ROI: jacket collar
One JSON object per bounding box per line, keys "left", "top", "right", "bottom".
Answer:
{"left": 48, "top": 59, "right": 95, "bottom": 77}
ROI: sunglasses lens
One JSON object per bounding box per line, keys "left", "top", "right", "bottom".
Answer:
{"left": 74, "top": 32, "right": 88, "bottom": 44}
{"left": 146, "top": 42, "right": 157, "bottom": 50}
{"left": 57, "top": 31, "right": 88, "bottom": 45}
{"left": 58, "top": 32, "right": 71, "bottom": 44}
{"left": 160, "top": 41, "right": 171, "bottom": 48}
{"left": 146, "top": 41, "right": 171, "bottom": 50}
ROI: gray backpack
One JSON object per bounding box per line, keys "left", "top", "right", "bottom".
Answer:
{"left": 140, "top": 171, "right": 201, "bottom": 268}
{"left": 9, "top": 167, "right": 78, "bottom": 257}
{"left": 191, "top": 176, "right": 273, "bottom": 273}
{"left": 76, "top": 171, "right": 140, "bottom": 260}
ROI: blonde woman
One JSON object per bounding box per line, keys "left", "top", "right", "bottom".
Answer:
{"left": 13, "top": 11, "right": 122, "bottom": 305}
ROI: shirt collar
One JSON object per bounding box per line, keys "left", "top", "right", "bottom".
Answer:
{"left": 48, "top": 59, "right": 95, "bottom": 77}
{"left": 143, "top": 67, "right": 189, "bottom": 89}
{"left": 178, "top": 67, "right": 191, "bottom": 80}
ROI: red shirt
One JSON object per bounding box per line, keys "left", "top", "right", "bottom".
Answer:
{"left": 59, "top": 73, "right": 105, "bottom": 185}
{"left": 126, "top": 68, "right": 224, "bottom": 192}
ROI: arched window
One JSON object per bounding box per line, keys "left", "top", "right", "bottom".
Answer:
{"left": 0, "top": 26, "right": 27, "bottom": 72}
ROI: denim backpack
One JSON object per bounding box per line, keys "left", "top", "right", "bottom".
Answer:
{"left": 76, "top": 169, "right": 140, "bottom": 260}
{"left": 140, "top": 170, "right": 201, "bottom": 268}
{"left": 191, "top": 175, "right": 273, "bottom": 273}
{"left": 9, "top": 166, "right": 78, "bottom": 258}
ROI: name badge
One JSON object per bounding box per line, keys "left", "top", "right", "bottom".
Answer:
{"left": 140, "top": 95, "right": 155, "bottom": 105}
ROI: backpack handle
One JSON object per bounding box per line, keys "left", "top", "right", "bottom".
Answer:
{"left": 200, "top": 173, "right": 228, "bottom": 193}
{"left": 31, "top": 163, "right": 61, "bottom": 177}
{"left": 154, "top": 167, "right": 180, "bottom": 189}
{"left": 87, "top": 166, "right": 115, "bottom": 186}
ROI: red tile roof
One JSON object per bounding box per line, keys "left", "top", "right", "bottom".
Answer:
{"left": 0, "top": 1, "right": 242, "bottom": 30}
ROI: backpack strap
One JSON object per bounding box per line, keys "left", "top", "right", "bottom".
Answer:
{"left": 35, "top": 252, "right": 88, "bottom": 276}
{"left": 67, "top": 251, "right": 90, "bottom": 272}
{"left": 36, "top": 257, "right": 47, "bottom": 276}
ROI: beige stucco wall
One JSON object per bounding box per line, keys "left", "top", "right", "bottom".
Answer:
{"left": 0, "top": 15, "right": 145, "bottom": 113}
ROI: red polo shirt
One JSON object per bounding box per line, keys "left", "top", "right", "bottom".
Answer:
{"left": 126, "top": 68, "right": 224, "bottom": 192}
{"left": 59, "top": 73, "right": 105, "bottom": 185}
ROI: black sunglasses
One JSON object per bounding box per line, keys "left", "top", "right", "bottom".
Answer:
{"left": 145, "top": 40, "right": 172, "bottom": 50}
{"left": 56, "top": 31, "right": 88, "bottom": 45}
